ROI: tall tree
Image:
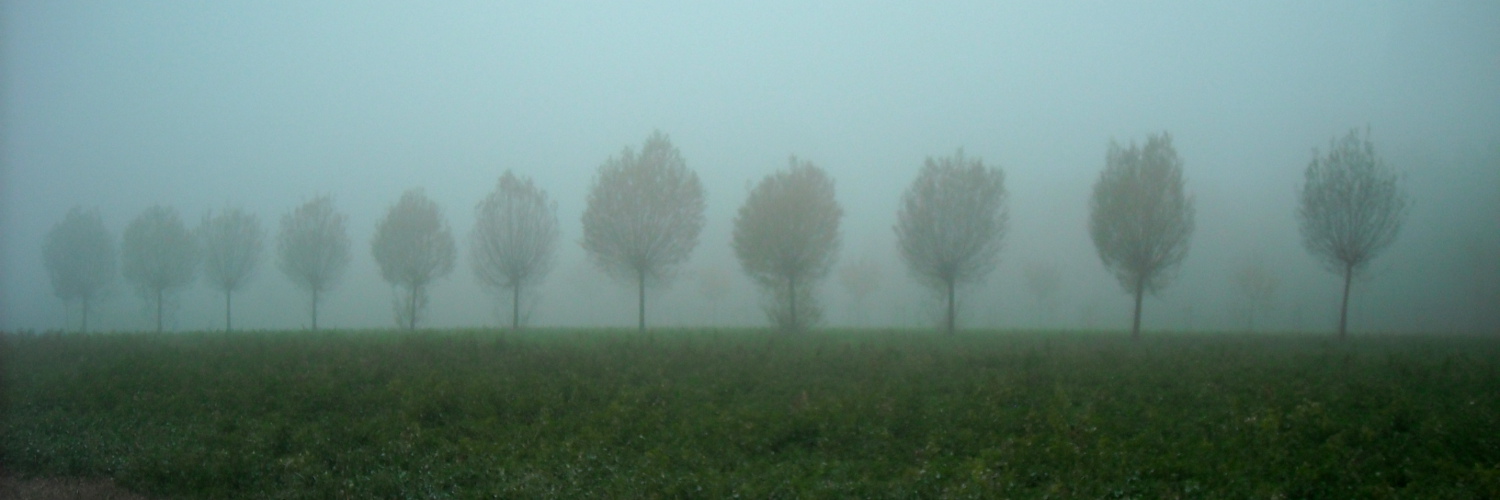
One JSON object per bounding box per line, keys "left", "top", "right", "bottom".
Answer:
{"left": 471, "top": 170, "right": 559, "bottom": 329}
{"left": 43, "top": 206, "right": 116, "bottom": 332}
{"left": 1088, "top": 132, "right": 1195, "bottom": 339}
{"left": 895, "top": 150, "right": 1009, "bottom": 334}
{"left": 199, "top": 207, "right": 264, "bottom": 332}
{"left": 1297, "top": 128, "right": 1408, "bottom": 338}
{"left": 122, "top": 205, "right": 199, "bottom": 332}
{"left": 581, "top": 131, "right": 706, "bottom": 331}
{"left": 732, "top": 158, "right": 843, "bottom": 331}
{"left": 277, "top": 196, "right": 351, "bottom": 331}
{"left": 373, "top": 188, "right": 456, "bottom": 330}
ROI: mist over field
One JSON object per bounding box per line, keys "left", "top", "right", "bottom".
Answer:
{"left": 3, "top": 1, "right": 1497, "bottom": 334}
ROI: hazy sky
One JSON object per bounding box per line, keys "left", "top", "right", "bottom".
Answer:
{"left": 4, "top": 1, "right": 1497, "bottom": 333}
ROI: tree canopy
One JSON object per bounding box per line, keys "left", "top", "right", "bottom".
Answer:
{"left": 732, "top": 157, "right": 842, "bottom": 331}
{"left": 1088, "top": 132, "right": 1195, "bottom": 339}
{"left": 895, "top": 149, "right": 1009, "bottom": 334}
{"left": 581, "top": 131, "right": 705, "bottom": 331}
{"left": 43, "top": 206, "right": 116, "bottom": 332}
{"left": 199, "top": 207, "right": 264, "bottom": 332}
{"left": 277, "top": 196, "right": 351, "bottom": 330}
{"left": 1297, "top": 128, "right": 1408, "bottom": 338}
{"left": 471, "top": 171, "right": 559, "bottom": 329}
{"left": 122, "top": 205, "right": 199, "bottom": 332}
{"left": 372, "top": 188, "right": 456, "bottom": 330}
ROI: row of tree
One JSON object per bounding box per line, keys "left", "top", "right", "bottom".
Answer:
{"left": 44, "top": 129, "right": 1407, "bottom": 337}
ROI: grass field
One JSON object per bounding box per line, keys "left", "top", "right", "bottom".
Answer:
{"left": 3, "top": 328, "right": 1499, "bottom": 498}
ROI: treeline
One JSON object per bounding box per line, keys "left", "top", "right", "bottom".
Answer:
{"left": 43, "top": 129, "right": 1407, "bottom": 337}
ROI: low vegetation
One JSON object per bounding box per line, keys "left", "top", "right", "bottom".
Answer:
{"left": 3, "top": 329, "right": 1498, "bottom": 498}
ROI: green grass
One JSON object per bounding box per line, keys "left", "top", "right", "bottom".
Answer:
{"left": 3, "top": 328, "right": 1499, "bottom": 498}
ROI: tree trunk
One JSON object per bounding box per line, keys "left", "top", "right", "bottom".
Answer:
{"left": 946, "top": 278, "right": 956, "bottom": 335}
{"left": 637, "top": 268, "right": 647, "bottom": 332}
{"left": 788, "top": 276, "right": 798, "bottom": 332}
{"left": 311, "top": 289, "right": 319, "bottom": 331}
{"left": 225, "top": 290, "right": 233, "bottom": 333}
{"left": 1338, "top": 262, "right": 1354, "bottom": 339}
{"left": 407, "top": 285, "right": 419, "bottom": 330}
{"left": 156, "top": 287, "right": 164, "bottom": 333}
{"left": 1131, "top": 278, "right": 1144, "bottom": 340}
{"left": 512, "top": 283, "right": 521, "bottom": 330}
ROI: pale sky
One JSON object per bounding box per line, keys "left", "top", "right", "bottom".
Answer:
{"left": 3, "top": 1, "right": 1497, "bottom": 333}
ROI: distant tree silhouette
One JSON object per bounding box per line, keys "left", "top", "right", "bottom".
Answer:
{"left": 199, "top": 207, "right": 263, "bottom": 332}
{"left": 277, "top": 196, "right": 350, "bottom": 331}
{"left": 1088, "top": 132, "right": 1195, "bottom": 339}
{"left": 895, "top": 150, "right": 1009, "bottom": 334}
{"left": 1023, "top": 260, "right": 1062, "bottom": 326}
{"left": 837, "top": 255, "right": 882, "bottom": 327}
{"left": 1297, "top": 128, "right": 1408, "bottom": 338}
{"left": 581, "top": 131, "right": 705, "bottom": 331}
{"left": 1231, "top": 254, "right": 1280, "bottom": 332}
{"left": 122, "top": 205, "right": 199, "bottom": 332}
{"left": 472, "top": 171, "right": 559, "bottom": 329}
{"left": 732, "top": 157, "right": 843, "bottom": 331}
{"left": 373, "top": 189, "right": 456, "bottom": 330}
{"left": 43, "top": 206, "right": 116, "bottom": 332}
{"left": 696, "top": 266, "right": 733, "bottom": 325}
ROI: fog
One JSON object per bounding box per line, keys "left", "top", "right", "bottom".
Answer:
{"left": 3, "top": 2, "right": 1497, "bottom": 334}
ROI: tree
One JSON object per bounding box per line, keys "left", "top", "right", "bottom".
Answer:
{"left": 732, "top": 158, "right": 843, "bottom": 331}
{"left": 696, "top": 266, "right": 733, "bottom": 325}
{"left": 1297, "top": 128, "right": 1409, "bottom": 338}
{"left": 1088, "top": 132, "right": 1195, "bottom": 340}
{"left": 1023, "top": 260, "right": 1062, "bottom": 326}
{"left": 581, "top": 131, "right": 706, "bottom": 331}
{"left": 837, "top": 255, "right": 882, "bottom": 326}
{"left": 199, "top": 207, "right": 264, "bottom": 332}
{"left": 373, "top": 188, "right": 456, "bottom": 330}
{"left": 1231, "top": 254, "right": 1280, "bottom": 332}
{"left": 277, "top": 196, "right": 350, "bottom": 331}
{"left": 895, "top": 150, "right": 1009, "bottom": 334}
{"left": 471, "top": 171, "right": 559, "bottom": 329}
{"left": 43, "top": 206, "right": 116, "bottom": 332}
{"left": 122, "top": 205, "right": 199, "bottom": 332}
{"left": 372, "top": 189, "right": 457, "bottom": 330}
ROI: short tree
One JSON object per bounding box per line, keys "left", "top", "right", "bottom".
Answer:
{"left": 199, "top": 207, "right": 264, "bottom": 332}
{"left": 1023, "top": 260, "right": 1062, "bottom": 325}
{"left": 581, "top": 131, "right": 706, "bottom": 331}
{"left": 373, "top": 189, "right": 456, "bottom": 330}
{"left": 895, "top": 150, "right": 1009, "bottom": 334}
{"left": 471, "top": 171, "right": 559, "bottom": 329}
{"left": 43, "top": 206, "right": 116, "bottom": 332}
{"left": 732, "top": 158, "right": 843, "bottom": 331}
{"left": 1088, "top": 132, "right": 1195, "bottom": 339}
{"left": 122, "top": 205, "right": 199, "bottom": 332}
{"left": 1297, "top": 128, "right": 1408, "bottom": 338}
{"left": 837, "top": 255, "right": 882, "bottom": 326}
{"left": 1232, "top": 254, "right": 1280, "bottom": 332}
{"left": 277, "top": 196, "right": 351, "bottom": 330}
